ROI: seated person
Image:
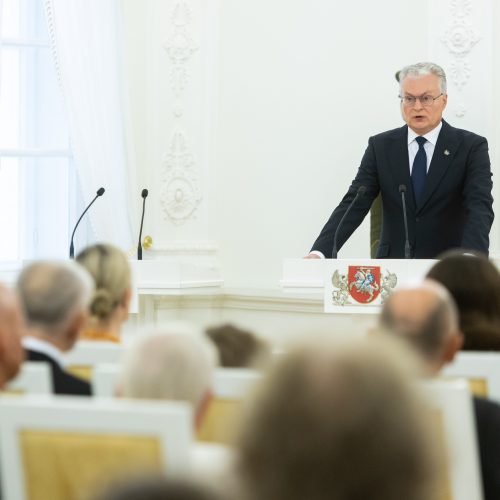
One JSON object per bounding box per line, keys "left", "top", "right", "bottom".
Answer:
{"left": 426, "top": 250, "right": 500, "bottom": 351}
{"left": 16, "top": 260, "right": 93, "bottom": 396}
{"left": 76, "top": 243, "right": 132, "bottom": 343}
{"left": 205, "top": 323, "right": 271, "bottom": 369}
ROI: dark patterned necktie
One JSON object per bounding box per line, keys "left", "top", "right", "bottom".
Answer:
{"left": 411, "top": 136, "right": 427, "bottom": 205}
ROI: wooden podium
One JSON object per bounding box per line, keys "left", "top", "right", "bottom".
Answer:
{"left": 281, "top": 258, "right": 437, "bottom": 313}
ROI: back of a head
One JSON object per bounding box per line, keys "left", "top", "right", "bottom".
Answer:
{"left": 237, "top": 338, "right": 442, "bottom": 500}
{"left": 120, "top": 324, "right": 216, "bottom": 413}
{"left": 427, "top": 251, "right": 500, "bottom": 350}
{"left": 16, "top": 260, "right": 93, "bottom": 335}
{"left": 76, "top": 243, "right": 131, "bottom": 322}
{"left": 379, "top": 280, "right": 459, "bottom": 368}
{"left": 94, "top": 476, "right": 222, "bottom": 500}
{"left": 205, "top": 323, "right": 271, "bottom": 369}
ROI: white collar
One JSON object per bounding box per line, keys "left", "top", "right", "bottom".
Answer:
{"left": 22, "top": 336, "right": 66, "bottom": 367}
{"left": 407, "top": 121, "right": 443, "bottom": 147}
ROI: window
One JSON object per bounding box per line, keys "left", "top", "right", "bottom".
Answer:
{"left": 0, "top": 0, "right": 78, "bottom": 261}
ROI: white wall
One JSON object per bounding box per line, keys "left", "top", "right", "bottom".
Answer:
{"left": 121, "top": 0, "right": 500, "bottom": 290}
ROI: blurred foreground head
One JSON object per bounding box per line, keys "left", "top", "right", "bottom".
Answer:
{"left": 237, "top": 337, "right": 442, "bottom": 500}
{"left": 76, "top": 243, "right": 132, "bottom": 339}
{"left": 16, "top": 260, "right": 93, "bottom": 351}
{"left": 119, "top": 323, "right": 217, "bottom": 427}
{"left": 94, "top": 475, "right": 222, "bottom": 500}
{"left": 426, "top": 250, "right": 500, "bottom": 350}
{"left": 380, "top": 279, "right": 461, "bottom": 374}
{"left": 205, "top": 323, "right": 271, "bottom": 369}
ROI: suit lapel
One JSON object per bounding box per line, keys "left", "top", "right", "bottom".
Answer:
{"left": 417, "top": 120, "right": 459, "bottom": 213}
{"left": 387, "top": 125, "right": 416, "bottom": 212}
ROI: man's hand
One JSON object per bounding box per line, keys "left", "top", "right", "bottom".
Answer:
{"left": 304, "top": 253, "right": 321, "bottom": 259}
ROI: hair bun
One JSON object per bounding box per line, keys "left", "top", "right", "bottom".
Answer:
{"left": 90, "top": 288, "right": 115, "bottom": 319}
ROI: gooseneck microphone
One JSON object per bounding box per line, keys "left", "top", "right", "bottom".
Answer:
{"left": 69, "top": 187, "right": 105, "bottom": 259}
{"left": 137, "top": 188, "right": 149, "bottom": 260}
{"left": 331, "top": 185, "right": 367, "bottom": 259}
{"left": 399, "top": 184, "right": 411, "bottom": 259}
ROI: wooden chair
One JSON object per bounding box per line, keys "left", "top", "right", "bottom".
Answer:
{"left": 4, "top": 362, "right": 51, "bottom": 394}
{"left": 93, "top": 364, "right": 261, "bottom": 445}
{"left": 0, "top": 394, "right": 192, "bottom": 500}
{"left": 197, "top": 368, "right": 261, "bottom": 444}
{"left": 420, "top": 379, "right": 483, "bottom": 500}
{"left": 442, "top": 351, "right": 500, "bottom": 401}
{"left": 63, "top": 341, "right": 127, "bottom": 382}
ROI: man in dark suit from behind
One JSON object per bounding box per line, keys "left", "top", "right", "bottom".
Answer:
{"left": 17, "top": 260, "right": 93, "bottom": 396}
{"left": 380, "top": 281, "right": 500, "bottom": 500}
{"left": 307, "top": 61, "right": 493, "bottom": 259}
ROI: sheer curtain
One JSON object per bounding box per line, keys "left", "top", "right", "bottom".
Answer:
{"left": 43, "top": 0, "right": 137, "bottom": 252}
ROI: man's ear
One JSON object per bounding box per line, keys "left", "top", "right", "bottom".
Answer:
{"left": 443, "top": 331, "right": 464, "bottom": 364}
{"left": 66, "top": 309, "right": 88, "bottom": 349}
{"left": 194, "top": 390, "right": 213, "bottom": 431}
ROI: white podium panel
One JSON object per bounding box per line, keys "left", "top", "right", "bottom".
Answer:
{"left": 282, "top": 258, "right": 437, "bottom": 314}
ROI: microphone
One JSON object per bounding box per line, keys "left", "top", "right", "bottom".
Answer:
{"left": 399, "top": 184, "right": 411, "bottom": 259}
{"left": 69, "top": 187, "right": 105, "bottom": 259}
{"left": 331, "top": 185, "right": 367, "bottom": 259}
{"left": 137, "top": 188, "right": 149, "bottom": 260}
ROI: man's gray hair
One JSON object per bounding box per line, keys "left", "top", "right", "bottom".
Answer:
{"left": 17, "top": 260, "right": 93, "bottom": 333}
{"left": 120, "top": 324, "right": 217, "bottom": 412}
{"left": 380, "top": 280, "right": 458, "bottom": 363}
{"left": 399, "top": 62, "right": 447, "bottom": 94}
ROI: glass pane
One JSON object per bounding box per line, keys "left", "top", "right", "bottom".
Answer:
{"left": 0, "top": 158, "right": 21, "bottom": 260}
{"left": 0, "top": 49, "right": 21, "bottom": 149}
{"left": 1, "top": 0, "right": 20, "bottom": 39}
{"left": 21, "top": 156, "right": 71, "bottom": 259}
{"left": 0, "top": 46, "right": 69, "bottom": 149}
{"left": 1, "top": 0, "right": 49, "bottom": 40}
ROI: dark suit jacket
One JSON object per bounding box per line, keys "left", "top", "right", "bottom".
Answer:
{"left": 311, "top": 120, "right": 494, "bottom": 258}
{"left": 474, "top": 397, "right": 500, "bottom": 500}
{"left": 25, "top": 349, "right": 92, "bottom": 396}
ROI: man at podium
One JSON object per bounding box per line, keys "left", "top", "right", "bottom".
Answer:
{"left": 308, "top": 62, "right": 494, "bottom": 259}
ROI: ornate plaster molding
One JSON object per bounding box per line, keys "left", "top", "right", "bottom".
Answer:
{"left": 440, "top": 0, "right": 481, "bottom": 117}
{"left": 160, "top": 130, "right": 202, "bottom": 224}
{"left": 161, "top": 1, "right": 201, "bottom": 224}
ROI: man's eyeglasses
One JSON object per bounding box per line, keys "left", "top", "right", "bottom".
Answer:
{"left": 399, "top": 93, "right": 443, "bottom": 107}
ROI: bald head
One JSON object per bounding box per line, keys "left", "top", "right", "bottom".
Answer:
{"left": 380, "top": 280, "right": 461, "bottom": 372}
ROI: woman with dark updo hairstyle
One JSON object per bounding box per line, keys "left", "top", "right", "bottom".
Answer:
{"left": 426, "top": 250, "right": 500, "bottom": 351}
{"left": 76, "top": 243, "right": 131, "bottom": 343}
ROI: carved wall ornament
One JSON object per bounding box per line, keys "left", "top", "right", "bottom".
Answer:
{"left": 442, "top": 18, "right": 480, "bottom": 56}
{"left": 449, "top": 58, "right": 472, "bottom": 90}
{"left": 161, "top": 131, "right": 202, "bottom": 224}
{"left": 450, "top": 0, "right": 472, "bottom": 18}
{"left": 160, "top": 0, "right": 202, "bottom": 224}
{"left": 454, "top": 102, "right": 467, "bottom": 118}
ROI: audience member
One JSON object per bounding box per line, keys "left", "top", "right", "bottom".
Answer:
{"left": 118, "top": 325, "right": 216, "bottom": 428}
{"left": 380, "top": 280, "right": 500, "bottom": 500}
{"left": 0, "top": 283, "right": 25, "bottom": 388}
{"left": 205, "top": 323, "right": 271, "bottom": 369}
{"left": 237, "top": 337, "right": 442, "bottom": 500}
{"left": 94, "top": 476, "right": 223, "bottom": 500}
{"left": 17, "top": 260, "right": 93, "bottom": 396}
{"left": 426, "top": 250, "right": 500, "bottom": 350}
{"left": 76, "top": 243, "right": 132, "bottom": 343}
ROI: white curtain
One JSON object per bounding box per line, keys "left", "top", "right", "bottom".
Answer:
{"left": 43, "top": 0, "right": 137, "bottom": 252}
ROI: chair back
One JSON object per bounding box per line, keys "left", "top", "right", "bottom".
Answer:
{"left": 442, "top": 351, "right": 500, "bottom": 401}
{"left": 4, "top": 362, "right": 52, "bottom": 394}
{"left": 63, "top": 341, "right": 127, "bottom": 381}
{"left": 197, "top": 368, "right": 261, "bottom": 444}
{"left": 420, "top": 379, "right": 483, "bottom": 500}
{"left": 0, "top": 394, "right": 192, "bottom": 500}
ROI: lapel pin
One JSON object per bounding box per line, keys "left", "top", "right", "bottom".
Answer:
{"left": 444, "top": 149, "right": 450, "bottom": 156}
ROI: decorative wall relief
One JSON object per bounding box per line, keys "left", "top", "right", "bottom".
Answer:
{"left": 160, "top": 131, "right": 202, "bottom": 225}
{"left": 441, "top": 0, "right": 481, "bottom": 117}
{"left": 161, "top": 0, "right": 202, "bottom": 223}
